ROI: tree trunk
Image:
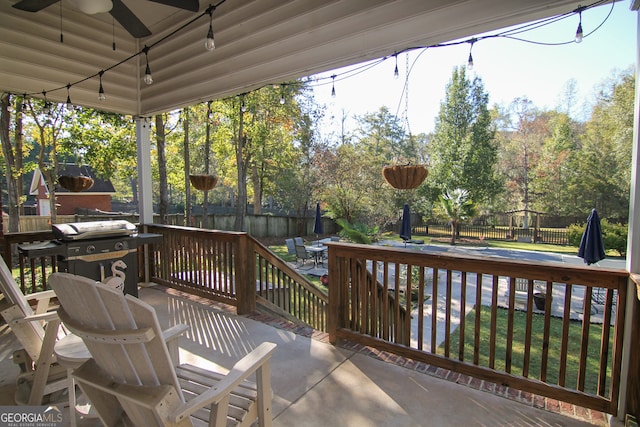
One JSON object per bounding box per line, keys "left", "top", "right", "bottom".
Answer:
{"left": 14, "top": 99, "right": 24, "bottom": 217}
{"left": 450, "top": 221, "right": 457, "bottom": 245}
{"left": 203, "top": 102, "right": 212, "bottom": 229}
{"left": 0, "top": 93, "right": 20, "bottom": 233}
{"left": 156, "top": 115, "right": 168, "bottom": 223}
{"left": 183, "top": 108, "right": 192, "bottom": 227}
{"left": 252, "top": 162, "right": 261, "bottom": 215}
{"left": 234, "top": 102, "right": 247, "bottom": 232}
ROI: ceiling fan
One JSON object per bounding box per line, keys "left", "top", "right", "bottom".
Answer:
{"left": 12, "top": 0, "right": 200, "bottom": 38}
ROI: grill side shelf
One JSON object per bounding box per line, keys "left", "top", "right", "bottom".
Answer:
{"left": 18, "top": 241, "right": 65, "bottom": 259}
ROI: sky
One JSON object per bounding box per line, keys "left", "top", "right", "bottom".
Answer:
{"left": 311, "top": 1, "right": 637, "bottom": 138}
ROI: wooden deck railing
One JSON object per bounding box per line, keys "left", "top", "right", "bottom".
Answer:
{"left": 3, "top": 226, "right": 631, "bottom": 415}
{"left": 326, "top": 241, "right": 628, "bottom": 415}
{"left": 146, "top": 225, "right": 330, "bottom": 331}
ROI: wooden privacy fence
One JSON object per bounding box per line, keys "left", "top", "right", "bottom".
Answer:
{"left": 4, "top": 214, "right": 335, "bottom": 238}
{"left": 326, "top": 242, "right": 628, "bottom": 415}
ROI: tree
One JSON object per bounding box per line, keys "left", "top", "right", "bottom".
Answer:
{"left": 426, "top": 66, "right": 500, "bottom": 208}
{"left": 530, "top": 112, "right": 579, "bottom": 215}
{"left": 26, "top": 98, "right": 65, "bottom": 223}
{"left": 572, "top": 68, "right": 634, "bottom": 218}
{"left": 437, "top": 188, "right": 476, "bottom": 245}
{"left": 497, "top": 98, "right": 547, "bottom": 227}
{"left": 0, "top": 93, "right": 22, "bottom": 232}
{"left": 156, "top": 114, "right": 169, "bottom": 222}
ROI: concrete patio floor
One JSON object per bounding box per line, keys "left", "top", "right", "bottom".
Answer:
{"left": 0, "top": 284, "right": 618, "bottom": 427}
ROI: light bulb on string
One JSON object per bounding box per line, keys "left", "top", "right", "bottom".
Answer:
{"left": 143, "top": 46, "right": 153, "bottom": 85}
{"left": 241, "top": 97, "right": 247, "bottom": 112}
{"left": 279, "top": 84, "right": 285, "bottom": 105}
{"left": 393, "top": 54, "right": 399, "bottom": 79}
{"left": 575, "top": 11, "right": 583, "bottom": 43}
{"left": 65, "top": 83, "right": 72, "bottom": 110}
{"left": 42, "top": 91, "right": 50, "bottom": 115}
{"left": 331, "top": 75, "right": 336, "bottom": 98}
{"left": 466, "top": 39, "right": 475, "bottom": 70}
{"left": 205, "top": 5, "right": 216, "bottom": 51}
{"left": 98, "top": 71, "right": 106, "bottom": 101}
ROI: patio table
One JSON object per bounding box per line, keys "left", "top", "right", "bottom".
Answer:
{"left": 305, "top": 245, "right": 327, "bottom": 267}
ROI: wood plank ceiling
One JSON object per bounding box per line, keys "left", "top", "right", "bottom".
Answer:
{"left": 0, "top": 0, "right": 584, "bottom": 116}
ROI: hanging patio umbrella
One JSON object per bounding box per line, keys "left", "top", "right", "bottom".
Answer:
{"left": 400, "top": 203, "right": 411, "bottom": 245}
{"left": 313, "top": 203, "right": 323, "bottom": 245}
{"left": 578, "top": 208, "right": 606, "bottom": 265}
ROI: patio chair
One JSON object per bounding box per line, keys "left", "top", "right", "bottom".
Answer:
{"left": 285, "top": 238, "right": 296, "bottom": 256}
{"left": 49, "top": 272, "right": 277, "bottom": 427}
{"left": 294, "top": 237, "right": 305, "bottom": 246}
{"left": 295, "top": 244, "right": 314, "bottom": 266}
{"left": 0, "top": 256, "right": 69, "bottom": 405}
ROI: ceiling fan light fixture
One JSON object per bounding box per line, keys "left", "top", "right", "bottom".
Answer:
{"left": 69, "top": 0, "right": 113, "bottom": 15}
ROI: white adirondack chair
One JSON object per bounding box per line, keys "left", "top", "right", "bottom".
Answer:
{"left": 49, "top": 272, "right": 277, "bottom": 427}
{"left": 0, "top": 256, "right": 68, "bottom": 405}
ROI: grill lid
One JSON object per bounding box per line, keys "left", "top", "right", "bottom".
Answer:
{"left": 52, "top": 220, "right": 137, "bottom": 241}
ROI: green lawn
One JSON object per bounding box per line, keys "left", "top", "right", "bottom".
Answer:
{"left": 265, "top": 244, "right": 326, "bottom": 291}
{"left": 443, "top": 305, "right": 613, "bottom": 396}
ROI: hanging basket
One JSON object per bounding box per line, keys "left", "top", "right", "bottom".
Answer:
{"left": 382, "top": 165, "right": 428, "bottom": 189}
{"left": 189, "top": 174, "right": 218, "bottom": 191}
{"left": 58, "top": 175, "right": 94, "bottom": 192}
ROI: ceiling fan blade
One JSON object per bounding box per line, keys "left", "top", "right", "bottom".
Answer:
{"left": 12, "top": 0, "right": 60, "bottom": 12}
{"left": 109, "top": 0, "right": 151, "bottom": 38}
{"left": 148, "top": 0, "right": 199, "bottom": 12}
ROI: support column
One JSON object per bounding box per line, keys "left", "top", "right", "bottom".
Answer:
{"left": 619, "top": 4, "right": 640, "bottom": 421}
{"left": 136, "top": 117, "right": 153, "bottom": 225}
{"left": 136, "top": 117, "right": 153, "bottom": 284}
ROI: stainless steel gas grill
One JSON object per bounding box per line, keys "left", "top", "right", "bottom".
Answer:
{"left": 19, "top": 220, "right": 162, "bottom": 297}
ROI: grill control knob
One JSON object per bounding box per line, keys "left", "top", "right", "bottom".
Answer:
{"left": 114, "top": 241, "right": 128, "bottom": 251}
{"left": 86, "top": 245, "right": 96, "bottom": 254}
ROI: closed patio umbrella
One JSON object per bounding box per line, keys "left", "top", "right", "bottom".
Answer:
{"left": 578, "top": 208, "right": 606, "bottom": 265}
{"left": 313, "top": 203, "right": 323, "bottom": 245}
{"left": 400, "top": 203, "right": 411, "bottom": 245}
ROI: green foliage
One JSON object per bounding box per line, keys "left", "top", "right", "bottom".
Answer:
{"left": 436, "top": 188, "right": 476, "bottom": 245}
{"left": 602, "top": 220, "right": 628, "bottom": 256}
{"left": 567, "top": 219, "right": 627, "bottom": 256}
{"left": 335, "top": 218, "right": 378, "bottom": 244}
{"left": 427, "top": 66, "right": 501, "bottom": 206}
{"left": 566, "top": 223, "right": 584, "bottom": 246}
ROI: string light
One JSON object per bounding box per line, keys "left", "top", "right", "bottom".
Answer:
{"left": 393, "top": 53, "right": 399, "bottom": 79}
{"left": 65, "top": 83, "right": 72, "bottom": 109}
{"left": 241, "top": 98, "right": 247, "bottom": 112}
{"left": 98, "top": 70, "right": 106, "bottom": 101}
{"left": 42, "top": 91, "right": 50, "bottom": 115}
{"left": 467, "top": 39, "right": 475, "bottom": 70}
{"left": 12, "top": 0, "right": 609, "bottom": 112}
{"left": 575, "top": 9, "right": 584, "bottom": 43}
{"left": 205, "top": 5, "right": 216, "bottom": 51}
{"left": 279, "top": 84, "right": 285, "bottom": 104}
{"left": 143, "top": 46, "right": 153, "bottom": 85}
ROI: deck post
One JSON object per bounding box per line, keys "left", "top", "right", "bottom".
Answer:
{"left": 327, "top": 245, "right": 339, "bottom": 344}
{"left": 235, "top": 233, "right": 256, "bottom": 315}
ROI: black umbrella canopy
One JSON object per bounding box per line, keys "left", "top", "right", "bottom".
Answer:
{"left": 400, "top": 204, "right": 411, "bottom": 243}
{"left": 578, "top": 208, "right": 606, "bottom": 265}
